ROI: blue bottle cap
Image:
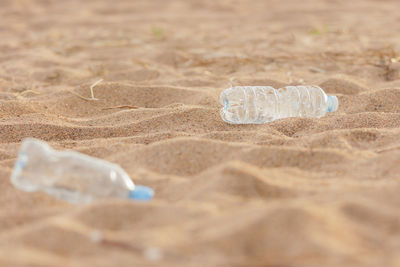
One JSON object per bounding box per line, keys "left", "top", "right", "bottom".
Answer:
{"left": 128, "top": 185, "right": 154, "bottom": 201}
{"left": 327, "top": 95, "right": 339, "bottom": 112}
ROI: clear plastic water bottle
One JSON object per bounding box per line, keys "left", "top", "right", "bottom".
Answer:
{"left": 11, "top": 138, "right": 153, "bottom": 203}
{"left": 219, "top": 85, "right": 338, "bottom": 124}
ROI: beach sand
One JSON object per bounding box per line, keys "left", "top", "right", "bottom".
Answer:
{"left": 1, "top": 0, "right": 400, "bottom": 266}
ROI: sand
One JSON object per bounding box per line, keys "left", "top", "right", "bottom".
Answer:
{"left": 1, "top": 0, "right": 400, "bottom": 266}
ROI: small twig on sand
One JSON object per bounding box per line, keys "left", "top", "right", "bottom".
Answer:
{"left": 67, "top": 89, "right": 97, "bottom": 101}
{"left": 19, "top": 90, "right": 41, "bottom": 95}
{"left": 90, "top": 78, "right": 103, "bottom": 100}
{"left": 102, "top": 105, "right": 139, "bottom": 110}
{"left": 308, "top": 66, "right": 325, "bottom": 73}
{"left": 67, "top": 79, "right": 104, "bottom": 101}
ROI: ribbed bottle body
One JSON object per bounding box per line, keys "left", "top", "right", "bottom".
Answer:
{"left": 220, "top": 86, "right": 338, "bottom": 124}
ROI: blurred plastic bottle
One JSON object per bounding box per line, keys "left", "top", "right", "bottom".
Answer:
{"left": 220, "top": 85, "right": 338, "bottom": 124}
{"left": 11, "top": 138, "right": 153, "bottom": 203}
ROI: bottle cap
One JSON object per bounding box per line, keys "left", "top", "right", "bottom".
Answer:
{"left": 129, "top": 185, "right": 154, "bottom": 201}
{"left": 327, "top": 95, "right": 339, "bottom": 112}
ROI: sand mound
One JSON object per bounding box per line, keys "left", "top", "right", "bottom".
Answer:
{"left": 2, "top": 0, "right": 400, "bottom": 266}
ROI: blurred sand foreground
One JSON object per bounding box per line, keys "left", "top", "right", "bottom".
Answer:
{"left": 1, "top": 0, "right": 400, "bottom": 266}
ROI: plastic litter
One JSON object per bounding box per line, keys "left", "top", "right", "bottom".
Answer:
{"left": 220, "top": 85, "right": 338, "bottom": 124}
{"left": 11, "top": 138, "right": 153, "bottom": 203}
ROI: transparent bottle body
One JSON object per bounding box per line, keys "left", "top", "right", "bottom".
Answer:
{"left": 11, "top": 138, "right": 152, "bottom": 203}
{"left": 219, "top": 86, "right": 338, "bottom": 124}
